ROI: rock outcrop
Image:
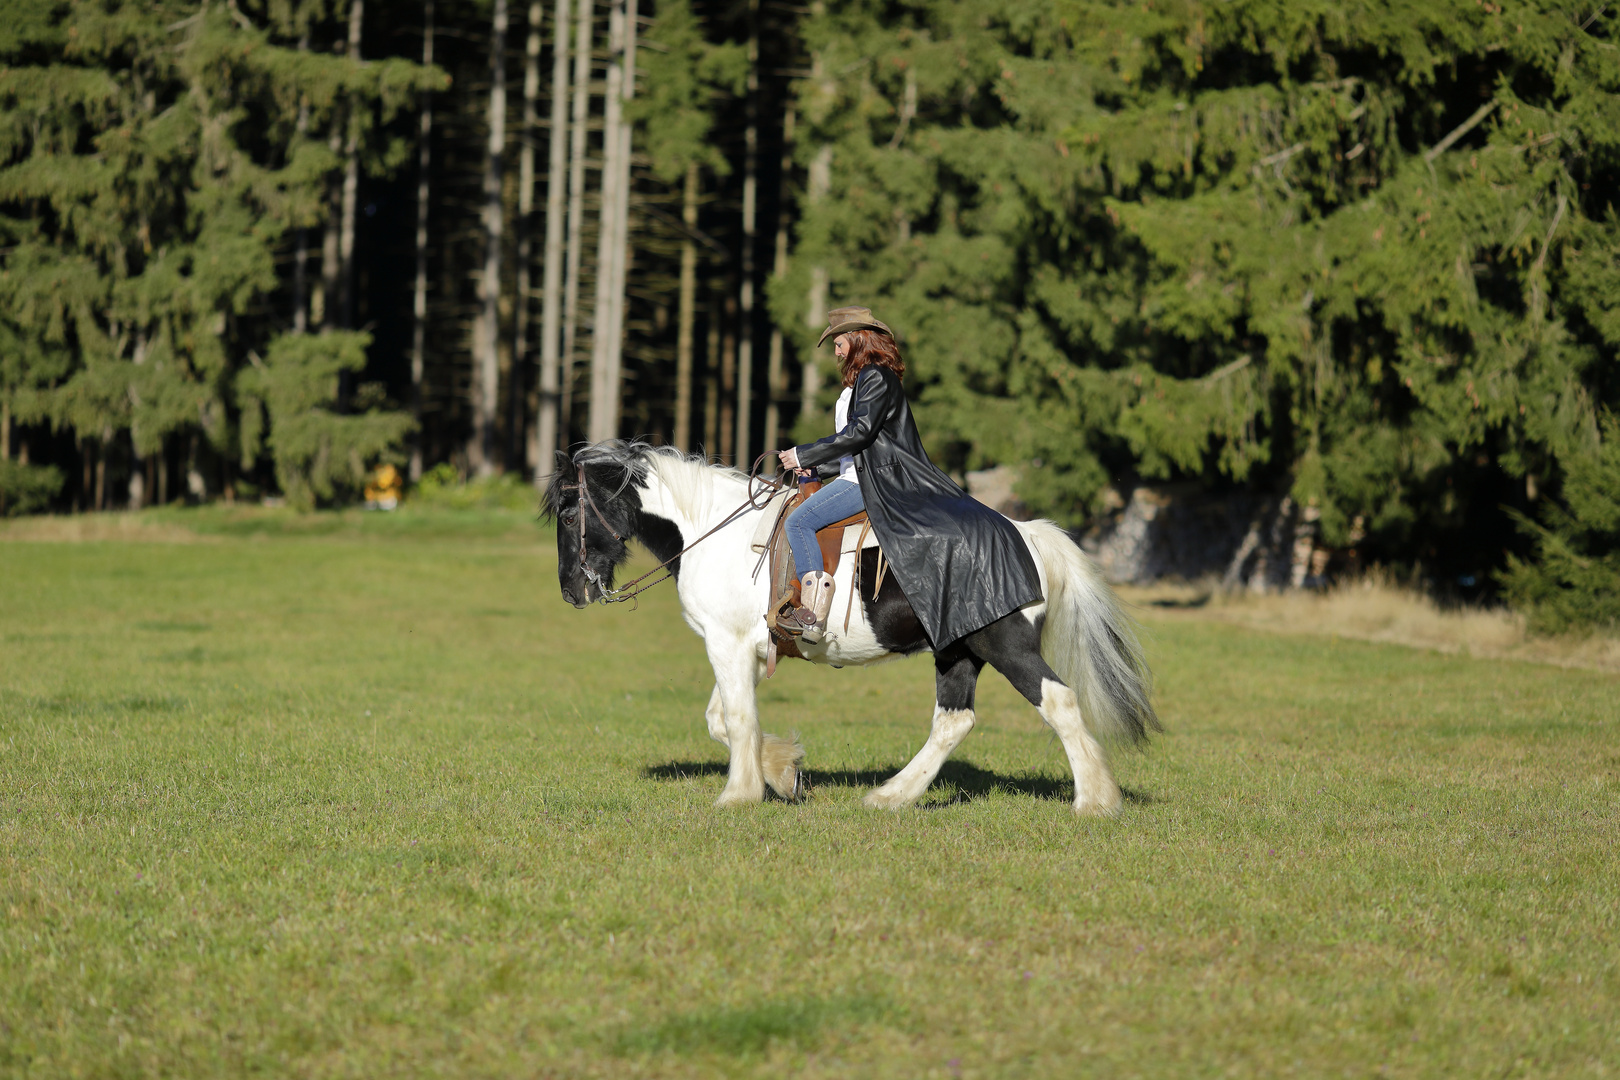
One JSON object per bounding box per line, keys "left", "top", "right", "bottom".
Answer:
{"left": 1080, "top": 485, "right": 1331, "bottom": 592}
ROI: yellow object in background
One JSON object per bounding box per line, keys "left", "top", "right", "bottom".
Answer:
{"left": 364, "top": 464, "right": 403, "bottom": 510}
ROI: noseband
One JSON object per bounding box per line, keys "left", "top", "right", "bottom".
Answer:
{"left": 565, "top": 456, "right": 788, "bottom": 607}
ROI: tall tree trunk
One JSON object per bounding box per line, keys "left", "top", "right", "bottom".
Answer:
{"left": 78, "top": 434, "right": 88, "bottom": 513}
{"left": 674, "top": 163, "right": 697, "bottom": 452}
{"left": 511, "top": 0, "right": 542, "bottom": 472}
{"left": 128, "top": 328, "right": 147, "bottom": 508}
{"left": 186, "top": 433, "right": 203, "bottom": 503}
{"left": 536, "top": 0, "right": 570, "bottom": 481}
{"left": 128, "top": 449, "right": 144, "bottom": 510}
{"left": 339, "top": 0, "right": 363, "bottom": 336}
{"left": 606, "top": 0, "right": 637, "bottom": 417}
{"left": 735, "top": 0, "right": 759, "bottom": 468}
{"left": 473, "top": 0, "right": 510, "bottom": 476}
{"left": 762, "top": 105, "right": 794, "bottom": 471}
{"left": 720, "top": 287, "right": 736, "bottom": 462}
{"left": 559, "top": 0, "right": 592, "bottom": 452}
{"left": 292, "top": 30, "right": 310, "bottom": 334}
{"left": 1, "top": 401, "right": 9, "bottom": 462}
{"left": 409, "top": 0, "right": 435, "bottom": 481}
{"left": 588, "top": 0, "right": 627, "bottom": 443}
{"left": 319, "top": 123, "right": 341, "bottom": 329}
{"left": 803, "top": 138, "right": 831, "bottom": 424}
{"left": 704, "top": 298, "right": 720, "bottom": 456}
{"left": 95, "top": 426, "right": 109, "bottom": 511}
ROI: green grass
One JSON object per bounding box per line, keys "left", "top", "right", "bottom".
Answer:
{"left": 1, "top": 508, "right": 1617, "bottom": 1078}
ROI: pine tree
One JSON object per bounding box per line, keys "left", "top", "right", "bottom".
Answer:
{"left": 1501, "top": 413, "right": 1620, "bottom": 632}
{"left": 785, "top": 0, "right": 1620, "bottom": 600}
{"left": 0, "top": 1, "right": 439, "bottom": 511}
{"left": 237, "top": 331, "right": 414, "bottom": 509}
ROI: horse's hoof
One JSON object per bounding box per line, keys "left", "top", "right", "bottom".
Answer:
{"left": 765, "top": 765, "right": 804, "bottom": 803}
{"left": 761, "top": 733, "right": 806, "bottom": 802}
{"left": 861, "top": 787, "right": 914, "bottom": 811}
{"left": 714, "top": 787, "right": 763, "bottom": 808}
{"left": 1072, "top": 791, "right": 1123, "bottom": 817}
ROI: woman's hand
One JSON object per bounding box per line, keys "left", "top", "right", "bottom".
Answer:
{"left": 777, "top": 447, "right": 801, "bottom": 472}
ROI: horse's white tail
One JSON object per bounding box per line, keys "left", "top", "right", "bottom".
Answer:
{"left": 1022, "top": 520, "right": 1160, "bottom": 744}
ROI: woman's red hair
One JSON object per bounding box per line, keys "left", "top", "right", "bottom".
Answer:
{"left": 838, "top": 329, "right": 905, "bottom": 387}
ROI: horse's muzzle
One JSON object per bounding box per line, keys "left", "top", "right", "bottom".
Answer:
{"left": 563, "top": 579, "right": 602, "bottom": 612}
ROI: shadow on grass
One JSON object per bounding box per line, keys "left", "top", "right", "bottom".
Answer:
{"left": 612, "top": 994, "right": 891, "bottom": 1057}
{"left": 1148, "top": 592, "right": 1213, "bottom": 609}
{"left": 643, "top": 759, "right": 1154, "bottom": 806}
{"left": 136, "top": 504, "right": 547, "bottom": 543}
{"left": 3, "top": 690, "right": 187, "bottom": 717}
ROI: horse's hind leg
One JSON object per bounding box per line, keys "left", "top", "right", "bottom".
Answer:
{"left": 863, "top": 646, "right": 983, "bottom": 810}
{"left": 964, "top": 614, "right": 1122, "bottom": 817}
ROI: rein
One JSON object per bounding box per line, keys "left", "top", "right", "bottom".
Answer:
{"left": 568, "top": 455, "right": 789, "bottom": 607}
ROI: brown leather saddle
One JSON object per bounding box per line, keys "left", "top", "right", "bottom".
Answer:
{"left": 757, "top": 480, "right": 886, "bottom": 675}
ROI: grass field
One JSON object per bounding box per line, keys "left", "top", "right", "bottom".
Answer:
{"left": 2, "top": 507, "right": 1617, "bottom": 1078}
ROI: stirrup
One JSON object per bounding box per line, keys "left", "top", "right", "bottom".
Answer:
{"left": 781, "top": 606, "right": 818, "bottom": 634}
{"left": 800, "top": 571, "right": 837, "bottom": 646}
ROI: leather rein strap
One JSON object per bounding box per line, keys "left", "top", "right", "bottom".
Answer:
{"left": 569, "top": 456, "right": 786, "bottom": 608}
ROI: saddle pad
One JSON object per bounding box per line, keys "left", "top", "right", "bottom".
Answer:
{"left": 749, "top": 488, "right": 796, "bottom": 554}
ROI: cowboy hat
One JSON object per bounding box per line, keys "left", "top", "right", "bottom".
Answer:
{"left": 817, "top": 305, "right": 894, "bottom": 348}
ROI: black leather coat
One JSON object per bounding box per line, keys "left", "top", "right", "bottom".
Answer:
{"left": 793, "top": 365, "right": 1042, "bottom": 649}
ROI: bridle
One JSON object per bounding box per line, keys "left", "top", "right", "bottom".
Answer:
{"left": 563, "top": 455, "right": 788, "bottom": 607}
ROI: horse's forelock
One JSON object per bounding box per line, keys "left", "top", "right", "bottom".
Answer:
{"left": 540, "top": 471, "right": 569, "bottom": 523}
{"left": 540, "top": 445, "right": 637, "bottom": 527}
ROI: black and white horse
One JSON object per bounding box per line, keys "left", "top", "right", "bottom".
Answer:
{"left": 545, "top": 441, "right": 1158, "bottom": 814}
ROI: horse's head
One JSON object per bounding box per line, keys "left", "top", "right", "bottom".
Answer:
{"left": 543, "top": 446, "right": 642, "bottom": 607}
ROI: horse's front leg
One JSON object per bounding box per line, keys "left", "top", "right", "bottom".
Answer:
{"left": 704, "top": 684, "right": 729, "bottom": 748}
{"left": 708, "top": 642, "right": 765, "bottom": 806}
{"left": 704, "top": 678, "right": 805, "bottom": 802}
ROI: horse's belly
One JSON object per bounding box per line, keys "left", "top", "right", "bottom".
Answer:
{"left": 813, "top": 622, "right": 902, "bottom": 667}
{"left": 799, "top": 551, "right": 923, "bottom": 668}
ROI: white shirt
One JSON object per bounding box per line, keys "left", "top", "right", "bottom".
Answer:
{"left": 834, "top": 386, "right": 859, "bottom": 485}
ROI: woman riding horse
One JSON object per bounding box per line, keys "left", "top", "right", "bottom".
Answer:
{"left": 777, "top": 306, "right": 1044, "bottom": 650}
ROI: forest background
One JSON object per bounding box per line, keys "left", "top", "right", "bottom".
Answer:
{"left": 0, "top": 0, "right": 1617, "bottom": 630}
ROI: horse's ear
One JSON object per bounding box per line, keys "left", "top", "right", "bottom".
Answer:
{"left": 553, "top": 448, "right": 573, "bottom": 475}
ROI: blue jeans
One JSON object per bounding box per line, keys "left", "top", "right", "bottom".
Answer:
{"left": 785, "top": 479, "right": 865, "bottom": 578}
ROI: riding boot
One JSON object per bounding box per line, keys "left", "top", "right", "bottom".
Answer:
{"left": 799, "top": 570, "right": 837, "bottom": 646}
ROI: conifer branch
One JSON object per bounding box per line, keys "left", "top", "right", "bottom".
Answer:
{"left": 1257, "top": 143, "right": 1304, "bottom": 169}
{"left": 886, "top": 68, "right": 916, "bottom": 150}
{"left": 639, "top": 202, "right": 729, "bottom": 258}
{"left": 1531, "top": 194, "right": 1568, "bottom": 275}
{"left": 1424, "top": 101, "right": 1498, "bottom": 163}
{"left": 1202, "top": 355, "right": 1253, "bottom": 384}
